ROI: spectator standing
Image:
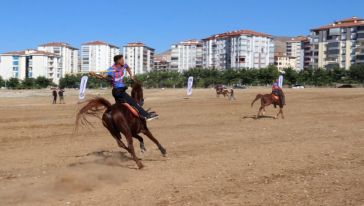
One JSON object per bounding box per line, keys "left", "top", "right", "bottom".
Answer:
{"left": 58, "top": 88, "right": 65, "bottom": 104}
{"left": 52, "top": 89, "right": 57, "bottom": 104}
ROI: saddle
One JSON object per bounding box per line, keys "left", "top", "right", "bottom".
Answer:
{"left": 121, "top": 103, "right": 139, "bottom": 117}
{"left": 271, "top": 93, "right": 279, "bottom": 101}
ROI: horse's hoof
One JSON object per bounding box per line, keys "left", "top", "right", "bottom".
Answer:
{"left": 137, "top": 162, "right": 144, "bottom": 169}
{"left": 140, "top": 145, "right": 147, "bottom": 153}
{"left": 160, "top": 147, "right": 167, "bottom": 156}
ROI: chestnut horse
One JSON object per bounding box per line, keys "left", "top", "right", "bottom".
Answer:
{"left": 75, "top": 82, "right": 166, "bottom": 169}
{"left": 215, "top": 85, "right": 230, "bottom": 98}
{"left": 251, "top": 93, "right": 284, "bottom": 119}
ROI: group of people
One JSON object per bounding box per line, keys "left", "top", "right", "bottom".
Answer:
{"left": 52, "top": 88, "right": 65, "bottom": 104}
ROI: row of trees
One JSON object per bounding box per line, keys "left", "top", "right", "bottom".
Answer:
{"left": 136, "top": 64, "right": 364, "bottom": 88}
{"left": 1, "top": 64, "right": 364, "bottom": 89}
{"left": 0, "top": 76, "right": 55, "bottom": 89}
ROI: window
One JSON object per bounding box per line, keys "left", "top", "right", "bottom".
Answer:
{"left": 357, "top": 33, "right": 364, "bottom": 39}
{"left": 28, "top": 68, "right": 33, "bottom": 78}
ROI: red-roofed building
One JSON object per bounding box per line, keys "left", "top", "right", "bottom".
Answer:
{"left": 309, "top": 17, "right": 364, "bottom": 69}
{"left": 170, "top": 40, "right": 202, "bottom": 71}
{"left": 202, "top": 29, "right": 274, "bottom": 69}
{"left": 0, "top": 49, "right": 61, "bottom": 83}
{"left": 285, "top": 36, "right": 308, "bottom": 70}
{"left": 123, "top": 42, "right": 155, "bottom": 74}
{"left": 154, "top": 50, "right": 171, "bottom": 71}
{"left": 80, "top": 41, "right": 120, "bottom": 72}
{"left": 38, "top": 42, "right": 79, "bottom": 75}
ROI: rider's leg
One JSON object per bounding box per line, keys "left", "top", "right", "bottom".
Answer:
{"left": 120, "top": 91, "right": 150, "bottom": 118}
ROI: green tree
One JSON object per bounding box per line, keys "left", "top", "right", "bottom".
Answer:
{"left": 59, "top": 74, "right": 81, "bottom": 88}
{"left": 349, "top": 64, "right": 364, "bottom": 83}
{"left": 35, "top": 76, "right": 52, "bottom": 88}
{"left": 312, "top": 68, "right": 330, "bottom": 86}
{"left": 0, "top": 76, "right": 5, "bottom": 87}
{"left": 297, "top": 68, "right": 313, "bottom": 85}
{"left": 327, "top": 67, "right": 346, "bottom": 83}
{"left": 22, "top": 78, "right": 36, "bottom": 89}
{"left": 283, "top": 68, "right": 298, "bottom": 85}
{"left": 222, "top": 69, "right": 239, "bottom": 85}
{"left": 7, "top": 78, "right": 20, "bottom": 89}
{"left": 257, "top": 65, "right": 279, "bottom": 85}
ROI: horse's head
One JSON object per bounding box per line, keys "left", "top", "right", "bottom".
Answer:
{"left": 131, "top": 81, "right": 144, "bottom": 106}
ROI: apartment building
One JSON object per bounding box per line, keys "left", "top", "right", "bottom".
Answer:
{"left": 309, "top": 17, "right": 364, "bottom": 69}
{"left": 286, "top": 36, "right": 307, "bottom": 70}
{"left": 170, "top": 40, "right": 203, "bottom": 72}
{"left": 275, "top": 55, "right": 296, "bottom": 71}
{"left": 38, "top": 42, "right": 78, "bottom": 75}
{"left": 202, "top": 30, "right": 274, "bottom": 69}
{"left": 123, "top": 42, "right": 154, "bottom": 75}
{"left": 0, "top": 49, "right": 60, "bottom": 83}
{"left": 154, "top": 50, "right": 171, "bottom": 71}
{"left": 81, "top": 41, "right": 120, "bottom": 72}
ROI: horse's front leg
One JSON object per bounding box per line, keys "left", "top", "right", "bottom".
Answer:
{"left": 279, "top": 108, "right": 284, "bottom": 119}
{"left": 275, "top": 108, "right": 284, "bottom": 119}
{"left": 142, "top": 129, "right": 166, "bottom": 156}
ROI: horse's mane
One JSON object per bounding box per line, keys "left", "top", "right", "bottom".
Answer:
{"left": 131, "top": 81, "right": 143, "bottom": 99}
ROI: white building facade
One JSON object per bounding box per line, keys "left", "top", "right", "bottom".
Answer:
{"left": 81, "top": 41, "right": 120, "bottom": 72}
{"left": 202, "top": 30, "right": 274, "bottom": 69}
{"left": 309, "top": 17, "right": 364, "bottom": 69}
{"left": 170, "top": 40, "right": 203, "bottom": 72}
{"left": 286, "top": 36, "right": 307, "bottom": 70}
{"left": 38, "top": 42, "right": 78, "bottom": 75}
{"left": 275, "top": 55, "right": 296, "bottom": 71}
{"left": 123, "top": 43, "right": 154, "bottom": 75}
{"left": 0, "top": 49, "right": 61, "bottom": 83}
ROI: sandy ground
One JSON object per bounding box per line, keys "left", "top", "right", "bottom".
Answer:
{"left": 0, "top": 88, "right": 363, "bottom": 206}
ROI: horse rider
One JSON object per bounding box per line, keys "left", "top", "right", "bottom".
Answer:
{"left": 90, "top": 54, "right": 159, "bottom": 121}
{"left": 229, "top": 88, "right": 236, "bottom": 101}
{"left": 272, "top": 79, "right": 285, "bottom": 107}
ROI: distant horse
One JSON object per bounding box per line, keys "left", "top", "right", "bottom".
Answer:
{"left": 215, "top": 85, "right": 230, "bottom": 98}
{"left": 75, "top": 82, "right": 166, "bottom": 169}
{"left": 251, "top": 93, "right": 284, "bottom": 119}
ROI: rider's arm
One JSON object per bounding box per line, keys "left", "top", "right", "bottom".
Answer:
{"left": 126, "top": 67, "right": 135, "bottom": 81}
{"left": 89, "top": 72, "right": 109, "bottom": 80}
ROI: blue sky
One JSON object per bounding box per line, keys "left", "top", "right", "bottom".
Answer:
{"left": 0, "top": 0, "right": 363, "bottom": 53}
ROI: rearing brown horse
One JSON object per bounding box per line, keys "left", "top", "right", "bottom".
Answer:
{"left": 251, "top": 93, "right": 284, "bottom": 119}
{"left": 75, "top": 82, "right": 166, "bottom": 169}
{"left": 215, "top": 85, "right": 230, "bottom": 98}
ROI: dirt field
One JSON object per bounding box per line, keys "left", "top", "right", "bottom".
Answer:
{"left": 0, "top": 88, "right": 363, "bottom": 206}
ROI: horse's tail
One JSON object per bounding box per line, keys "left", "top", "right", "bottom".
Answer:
{"left": 75, "top": 97, "right": 112, "bottom": 132}
{"left": 251, "top": 94, "right": 263, "bottom": 107}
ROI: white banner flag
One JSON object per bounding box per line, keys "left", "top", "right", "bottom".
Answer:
{"left": 187, "top": 76, "right": 193, "bottom": 96}
{"left": 278, "top": 75, "right": 283, "bottom": 88}
{"left": 79, "top": 76, "right": 88, "bottom": 100}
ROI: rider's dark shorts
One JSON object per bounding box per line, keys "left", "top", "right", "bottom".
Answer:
{"left": 112, "top": 87, "right": 128, "bottom": 103}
